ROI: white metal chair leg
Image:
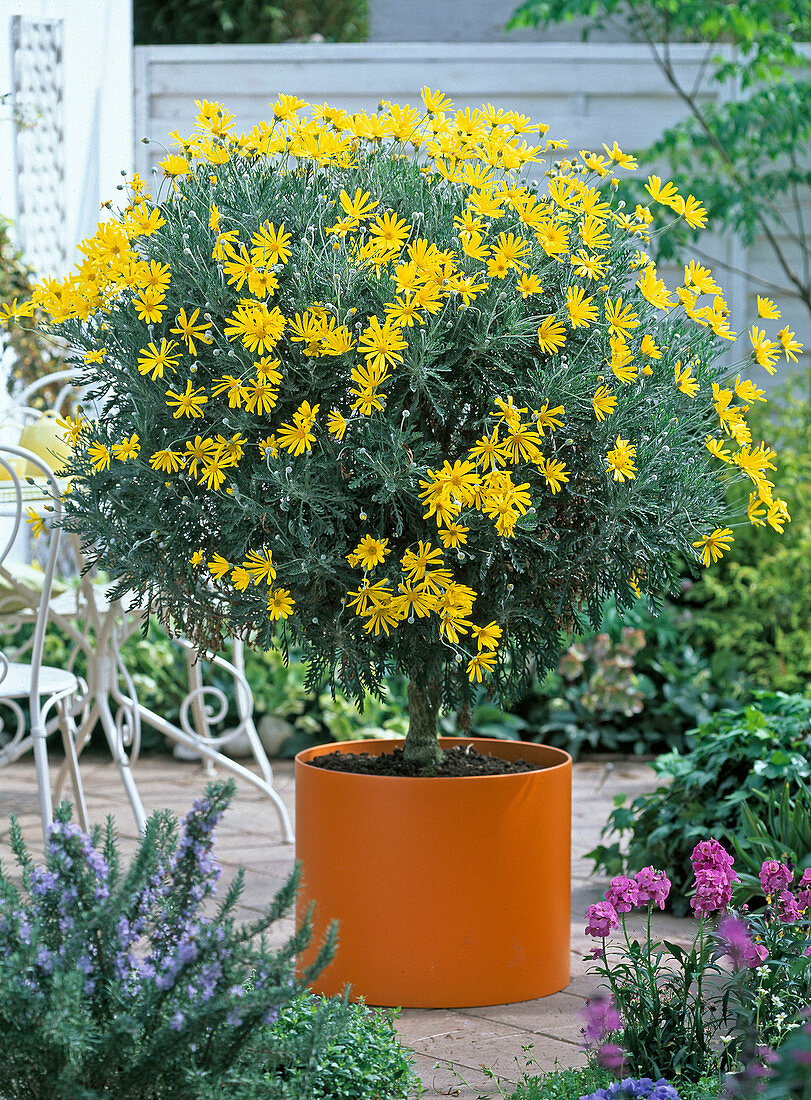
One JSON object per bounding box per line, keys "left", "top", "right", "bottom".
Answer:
{"left": 57, "top": 708, "right": 89, "bottom": 833}
{"left": 229, "top": 639, "right": 294, "bottom": 843}
{"left": 242, "top": 716, "right": 295, "bottom": 844}
{"left": 53, "top": 702, "right": 98, "bottom": 801}
{"left": 137, "top": 702, "right": 295, "bottom": 843}
{"left": 96, "top": 692, "right": 146, "bottom": 834}
{"left": 185, "top": 648, "right": 217, "bottom": 777}
{"left": 31, "top": 723, "right": 53, "bottom": 842}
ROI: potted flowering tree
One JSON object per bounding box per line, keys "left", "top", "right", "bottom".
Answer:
{"left": 20, "top": 90, "right": 791, "bottom": 1007}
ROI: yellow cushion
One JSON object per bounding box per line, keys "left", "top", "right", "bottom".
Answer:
{"left": 0, "top": 563, "right": 69, "bottom": 615}
{"left": 18, "top": 414, "right": 71, "bottom": 476}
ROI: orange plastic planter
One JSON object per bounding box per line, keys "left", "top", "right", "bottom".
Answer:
{"left": 295, "top": 736, "right": 571, "bottom": 1008}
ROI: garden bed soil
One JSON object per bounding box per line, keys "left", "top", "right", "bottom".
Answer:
{"left": 305, "top": 744, "right": 545, "bottom": 777}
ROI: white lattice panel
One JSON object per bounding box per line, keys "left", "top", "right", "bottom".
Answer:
{"left": 11, "top": 16, "right": 66, "bottom": 279}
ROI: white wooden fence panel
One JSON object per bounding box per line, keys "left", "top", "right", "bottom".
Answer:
{"left": 132, "top": 41, "right": 808, "bottom": 380}
{"left": 134, "top": 43, "right": 723, "bottom": 174}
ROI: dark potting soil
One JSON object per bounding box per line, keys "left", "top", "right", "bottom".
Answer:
{"left": 306, "top": 745, "right": 545, "bottom": 777}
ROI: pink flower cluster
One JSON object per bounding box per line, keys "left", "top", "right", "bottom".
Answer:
{"left": 759, "top": 859, "right": 793, "bottom": 895}
{"left": 717, "top": 914, "right": 768, "bottom": 969}
{"left": 690, "top": 838, "right": 739, "bottom": 917}
{"left": 759, "top": 862, "right": 811, "bottom": 939}
{"left": 583, "top": 843, "right": 811, "bottom": 950}
{"left": 581, "top": 993, "right": 622, "bottom": 1044}
{"left": 634, "top": 866, "right": 671, "bottom": 909}
{"left": 584, "top": 867, "right": 672, "bottom": 938}
{"left": 585, "top": 901, "right": 621, "bottom": 939}
{"left": 715, "top": 859, "right": 811, "bottom": 968}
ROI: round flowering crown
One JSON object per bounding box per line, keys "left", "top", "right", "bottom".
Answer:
{"left": 25, "top": 90, "right": 792, "bottom": 710}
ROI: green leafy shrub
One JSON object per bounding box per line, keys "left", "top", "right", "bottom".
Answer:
{"left": 588, "top": 692, "right": 811, "bottom": 914}
{"left": 0, "top": 779, "right": 340, "bottom": 1099}
{"left": 133, "top": 0, "right": 368, "bottom": 45}
{"left": 527, "top": 622, "right": 652, "bottom": 756}
{"left": 514, "top": 596, "right": 733, "bottom": 759}
{"left": 262, "top": 996, "right": 418, "bottom": 1099}
{"left": 681, "top": 382, "right": 811, "bottom": 694}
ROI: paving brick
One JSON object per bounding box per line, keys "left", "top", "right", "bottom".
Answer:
{"left": 0, "top": 750, "right": 682, "bottom": 1095}
{"left": 457, "top": 992, "right": 588, "bottom": 1043}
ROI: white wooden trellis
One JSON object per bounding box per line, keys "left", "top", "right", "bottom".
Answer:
{"left": 0, "top": 0, "right": 133, "bottom": 280}
{"left": 10, "top": 15, "right": 67, "bottom": 279}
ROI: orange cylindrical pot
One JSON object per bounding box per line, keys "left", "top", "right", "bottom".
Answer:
{"left": 295, "top": 736, "right": 571, "bottom": 1008}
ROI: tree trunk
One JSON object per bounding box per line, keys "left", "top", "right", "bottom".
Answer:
{"left": 403, "top": 676, "right": 443, "bottom": 774}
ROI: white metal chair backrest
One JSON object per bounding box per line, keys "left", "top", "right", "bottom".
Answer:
{"left": 15, "top": 369, "right": 86, "bottom": 419}
{"left": 0, "top": 443, "right": 65, "bottom": 698}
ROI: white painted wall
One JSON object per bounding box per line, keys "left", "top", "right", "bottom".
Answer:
{"left": 0, "top": 0, "right": 133, "bottom": 278}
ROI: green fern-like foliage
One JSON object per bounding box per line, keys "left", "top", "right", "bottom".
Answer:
{"left": 21, "top": 93, "right": 790, "bottom": 752}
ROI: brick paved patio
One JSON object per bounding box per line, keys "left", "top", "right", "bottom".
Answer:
{"left": 0, "top": 750, "right": 692, "bottom": 1097}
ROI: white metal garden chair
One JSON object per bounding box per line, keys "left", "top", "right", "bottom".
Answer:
{"left": 0, "top": 442, "right": 88, "bottom": 838}
{"left": 3, "top": 370, "right": 294, "bottom": 843}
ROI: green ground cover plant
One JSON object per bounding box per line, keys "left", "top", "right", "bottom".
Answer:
{"left": 262, "top": 996, "right": 418, "bottom": 1098}
{"left": 588, "top": 692, "right": 811, "bottom": 914}
{"left": 505, "top": 1068, "right": 723, "bottom": 1099}
{"left": 501, "top": 1060, "right": 615, "bottom": 1099}
{"left": 492, "top": 1053, "right": 724, "bottom": 1098}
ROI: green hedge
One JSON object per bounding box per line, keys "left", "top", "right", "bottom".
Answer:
{"left": 679, "top": 380, "right": 811, "bottom": 694}
{"left": 133, "top": 0, "right": 367, "bottom": 44}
